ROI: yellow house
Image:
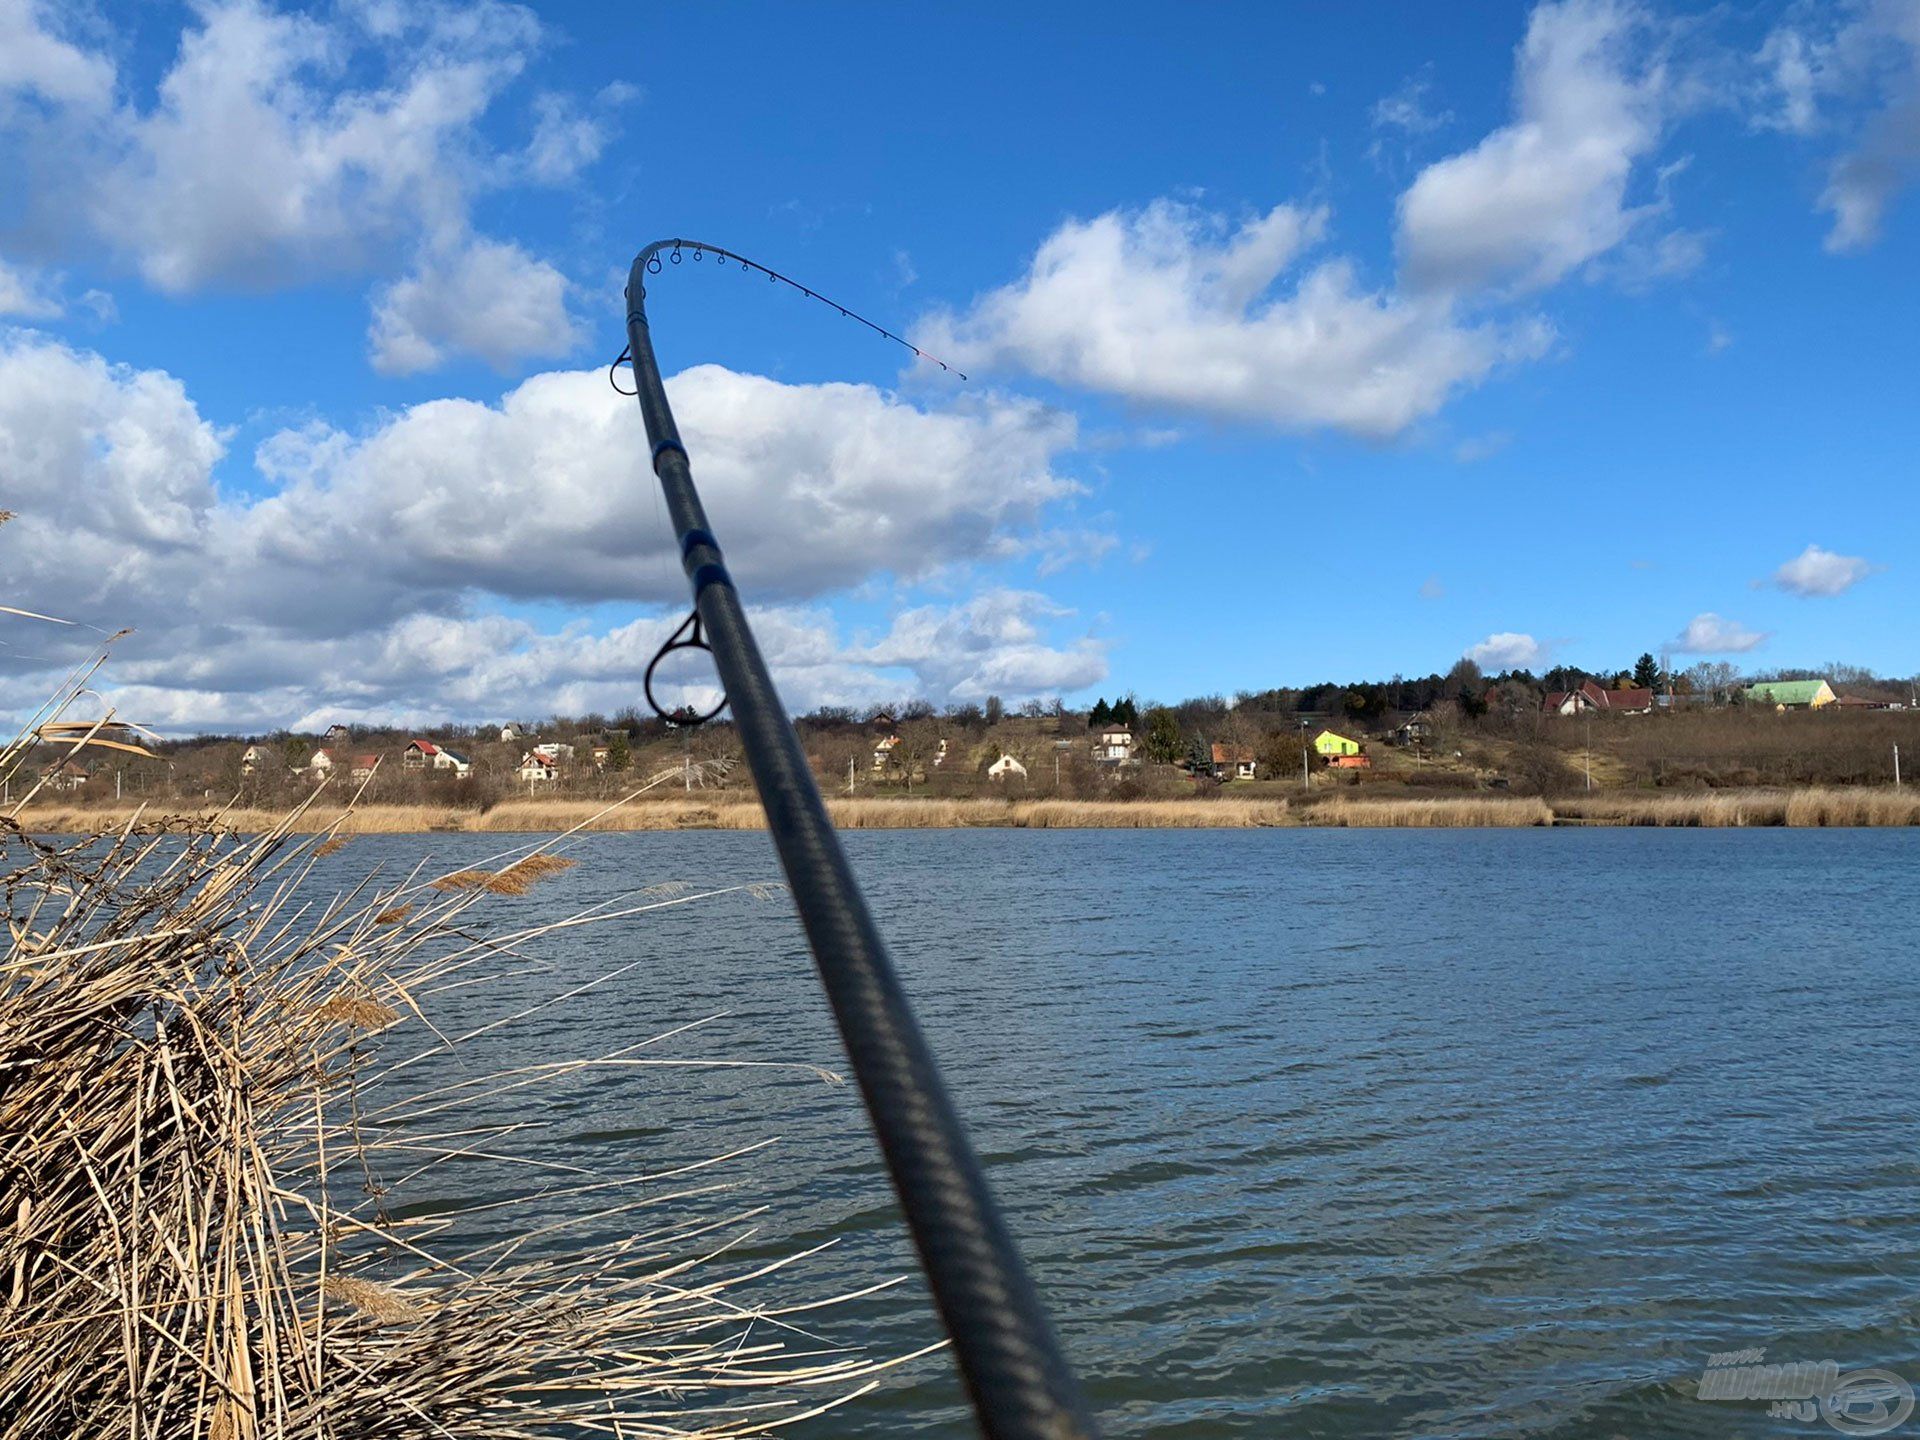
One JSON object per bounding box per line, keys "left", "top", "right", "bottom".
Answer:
{"left": 1745, "top": 679, "right": 1836, "bottom": 710}
{"left": 1314, "top": 729, "right": 1362, "bottom": 758}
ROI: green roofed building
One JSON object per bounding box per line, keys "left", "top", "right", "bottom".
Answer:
{"left": 1746, "top": 679, "right": 1836, "bottom": 709}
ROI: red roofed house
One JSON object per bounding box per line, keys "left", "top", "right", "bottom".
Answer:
{"left": 1543, "top": 681, "right": 1655, "bottom": 716}
{"left": 350, "top": 754, "right": 380, "bottom": 780}
{"left": 1210, "top": 743, "right": 1257, "bottom": 781}
{"left": 403, "top": 739, "right": 440, "bottom": 769}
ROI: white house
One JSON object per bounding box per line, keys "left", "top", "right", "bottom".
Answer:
{"left": 536, "top": 742, "right": 577, "bottom": 764}
{"left": 306, "top": 748, "right": 335, "bottom": 777}
{"left": 403, "top": 739, "right": 470, "bottom": 775}
{"left": 872, "top": 733, "right": 900, "bottom": 770}
{"left": 986, "top": 754, "right": 1028, "bottom": 781}
{"left": 932, "top": 737, "right": 949, "bottom": 768}
{"left": 500, "top": 723, "right": 524, "bottom": 742}
{"left": 240, "top": 744, "right": 264, "bottom": 775}
{"left": 322, "top": 724, "right": 352, "bottom": 745}
{"left": 518, "top": 751, "right": 559, "bottom": 783}
{"left": 1092, "top": 729, "right": 1135, "bottom": 764}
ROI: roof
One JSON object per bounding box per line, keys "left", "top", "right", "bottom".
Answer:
{"left": 1546, "top": 681, "right": 1654, "bottom": 711}
{"left": 1211, "top": 743, "right": 1255, "bottom": 765}
{"left": 1748, "top": 679, "right": 1831, "bottom": 704}
{"left": 439, "top": 750, "right": 469, "bottom": 765}
{"left": 45, "top": 759, "right": 89, "bottom": 777}
{"left": 353, "top": 754, "right": 379, "bottom": 767}
{"left": 408, "top": 739, "right": 440, "bottom": 755}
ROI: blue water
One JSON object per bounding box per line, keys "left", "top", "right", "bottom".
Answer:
{"left": 321, "top": 828, "right": 1920, "bottom": 1437}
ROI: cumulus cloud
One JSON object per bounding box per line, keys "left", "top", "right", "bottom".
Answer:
{"left": 368, "top": 237, "right": 579, "bottom": 374}
{"left": 1397, "top": 0, "right": 1673, "bottom": 294}
{"left": 1671, "top": 611, "right": 1768, "bottom": 653}
{"left": 1466, "top": 632, "right": 1549, "bottom": 669}
{"left": 916, "top": 200, "right": 1546, "bottom": 438}
{"left": 0, "top": 334, "right": 1101, "bottom": 728}
{"left": 0, "top": 0, "right": 594, "bottom": 373}
{"left": 1768, "top": 543, "right": 1877, "bottom": 596}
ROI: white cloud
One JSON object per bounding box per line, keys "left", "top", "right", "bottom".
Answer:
{"left": 855, "top": 591, "right": 1107, "bottom": 701}
{"left": 1671, "top": 611, "right": 1768, "bottom": 653}
{"left": 0, "top": 0, "right": 115, "bottom": 108}
{"left": 1397, "top": 0, "right": 1671, "bottom": 294}
{"left": 0, "top": 334, "right": 1098, "bottom": 727}
{"left": 1374, "top": 75, "right": 1453, "bottom": 136}
{"left": 1758, "top": 1, "right": 1920, "bottom": 251}
{"left": 917, "top": 200, "right": 1546, "bottom": 438}
{"left": 368, "top": 237, "right": 579, "bottom": 374}
{"left": 1466, "top": 632, "right": 1549, "bottom": 669}
{"left": 0, "top": 0, "right": 594, "bottom": 373}
{"left": 1768, "top": 543, "right": 1877, "bottom": 597}
{"left": 0, "top": 258, "right": 63, "bottom": 319}
{"left": 517, "top": 84, "right": 634, "bottom": 184}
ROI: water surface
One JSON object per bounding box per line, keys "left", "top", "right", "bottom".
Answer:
{"left": 318, "top": 829, "right": 1920, "bottom": 1437}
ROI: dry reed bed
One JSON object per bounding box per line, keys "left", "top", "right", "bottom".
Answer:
{"left": 1307, "top": 796, "right": 1555, "bottom": 827}
{"left": 0, "top": 806, "right": 906, "bottom": 1437}
{"left": 17, "top": 788, "right": 1920, "bottom": 835}
{"left": 1555, "top": 786, "right": 1920, "bottom": 827}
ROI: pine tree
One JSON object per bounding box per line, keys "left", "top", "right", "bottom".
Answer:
{"left": 1632, "top": 652, "right": 1661, "bottom": 690}
{"left": 1089, "top": 697, "right": 1112, "bottom": 727}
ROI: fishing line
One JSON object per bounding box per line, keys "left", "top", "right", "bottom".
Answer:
{"left": 608, "top": 237, "right": 967, "bottom": 398}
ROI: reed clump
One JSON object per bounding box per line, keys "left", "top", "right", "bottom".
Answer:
{"left": 1308, "top": 796, "right": 1554, "bottom": 827}
{"left": 0, "top": 811, "right": 902, "bottom": 1438}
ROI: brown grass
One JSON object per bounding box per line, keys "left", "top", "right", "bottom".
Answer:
{"left": 0, "top": 809, "right": 909, "bottom": 1436}
{"left": 1308, "top": 796, "right": 1555, "bottom": 827}
{"left": 1556, "top": 786, "right": 1920, "bottom": 827}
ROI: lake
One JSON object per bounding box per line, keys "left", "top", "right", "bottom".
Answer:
{"left": 317, "top": 828, "right": 1920, "bottom": 1437}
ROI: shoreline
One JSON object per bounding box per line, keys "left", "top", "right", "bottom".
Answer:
{"left": 11, "top": 787, "right": 1920, "bottom": 833}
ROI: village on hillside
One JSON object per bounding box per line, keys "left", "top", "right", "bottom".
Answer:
{"left": 16, "top": 655, "right": 1916, "bottom": 808}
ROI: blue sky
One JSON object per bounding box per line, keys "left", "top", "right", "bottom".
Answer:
{"left": 1, "top": 0, "right": 1915, "bottom": 731}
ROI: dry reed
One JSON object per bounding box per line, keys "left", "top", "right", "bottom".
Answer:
{"left": 2, "top": 782, "right": 909, "bottom": 1432}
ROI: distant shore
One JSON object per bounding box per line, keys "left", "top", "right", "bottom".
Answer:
{"left": 13, "top": 787, "right": 1920, "bottom": 833}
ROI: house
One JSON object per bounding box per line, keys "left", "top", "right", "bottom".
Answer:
{"left": 1092, "top": 728, "right": 1135, "bottom": 763}
{"left": 590, "top": 744, "right": 610, "bottom": 768}
{"left": 872, "top": 733, "right": 900, "bottom": 770}
{"left": 1314, "top": 729, "right": 1363, "bottom": 758}
{"left": 1543, "top": 681, "right": 1655, "bottom": 715}
{"left": 1747, "top": 679, "right": 1836, "bottom": 710}
{"left": 240, "top": 744, "right": 264, "bottom": 775}
{"left": 1327, "top": 753, "right": 1371, "bottom": 770}
{"left": 500, "top": 723, "right": 524, "bottom": 742}
{"left": 932, "top": 738, "right": 949, "bottom": 768}
{"left": 536, "top": 742, "right": 577, "bottom": 764}
{"left": 404, "top": 739, "right": 470, "bottom": 775}
{"left": 1210, "top": 743, "right": 1257, "bottom": 781}
{"left": 1833, "top": 694, "right": 1891, "bottom": 709}
{"left": 306, "top": 748, "right": 336, "bottom": 777}
{"left": 322, "top": 724, "right": 352, "bottom": 745}
{"left": 517, "top": 751, "right": 559, "bottom": 782}
{"left": 42, "top": 759, "right": 89, "bottom": 791}
{"left": 986, "top": 754, "right": 1028, "bottom": 781}
{"left": 1391, "top": 714, "right": 1434, "bottom": 747}
{"left": 350, "top": 754, "right": 379, "bottom": 780}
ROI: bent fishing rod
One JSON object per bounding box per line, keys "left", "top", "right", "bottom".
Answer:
{"left": 619, "top": 238, "right": 1101, "bottom": 1440}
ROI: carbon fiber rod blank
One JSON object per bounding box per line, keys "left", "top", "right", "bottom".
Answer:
{"left": 622, "top": 241, "right": 1100, "bottom": 1440}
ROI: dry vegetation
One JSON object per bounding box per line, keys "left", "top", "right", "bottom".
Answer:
{"left": 1, "top": 658, "right": 918, "bottom": 1437}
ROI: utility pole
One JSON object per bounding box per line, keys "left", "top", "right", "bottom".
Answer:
{"left": 1896, "top": 744, "right": 1902, "bottom": 788}
{"left": 1585, "top": 707, "right": 1593, "bottom": 791}
{"left": 1300, "top": 716, "right": 1310, "bottom": 791}
{"left": 848, "top": 755, "right": 855, "bottom": 795}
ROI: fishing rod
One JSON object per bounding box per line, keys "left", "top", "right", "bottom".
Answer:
{"left": 619, "top": 238, "right": 1100, "bottom": 1440}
